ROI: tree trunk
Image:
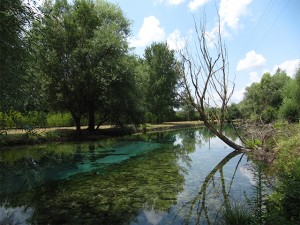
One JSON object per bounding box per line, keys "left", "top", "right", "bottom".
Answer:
{"left": 87, "top": 109, "right": 95, "bottom": 131}
{"left": 203, "top": 119, "right": 248, "bottom": 152}
{"left": 71, "top": 113, "right": 81, "bottom": 131}
{"left": 96, "top": 116, "right": 108, "bottom": 129}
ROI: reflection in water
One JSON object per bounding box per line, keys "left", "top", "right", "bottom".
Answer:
{"left": 0, "top": 127, "right": 258, "bottom": 225}
{"left": 0, "top": 206, "right": 33, "bottom": 225}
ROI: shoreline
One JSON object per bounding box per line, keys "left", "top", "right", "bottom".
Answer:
{"left": 0, "top": 121, "right": 203, "bottom": 148}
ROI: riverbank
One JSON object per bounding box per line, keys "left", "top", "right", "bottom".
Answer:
{"left": 0, "top": 121, "right": 203, "bottom": 147}
{"left": 239, "top": 122, "right": 300, "bottom": 225}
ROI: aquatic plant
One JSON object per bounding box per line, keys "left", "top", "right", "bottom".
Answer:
{"left": 221, "top": 202, "right": 252, "bottom": 225}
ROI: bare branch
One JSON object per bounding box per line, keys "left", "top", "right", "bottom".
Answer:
{"left": 178, "top": 13, "right": 249, "bottom": 152}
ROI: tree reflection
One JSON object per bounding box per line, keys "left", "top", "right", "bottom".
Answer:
{"left": 175, "top": 150, "right": 244, "bottom": 224}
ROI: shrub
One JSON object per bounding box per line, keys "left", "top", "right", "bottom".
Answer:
{"left": 221, "top": 202, "right": 253, "bottom": 225}
{"left": 266, "top": 127, "right": 300, "bottom": 224}
{"left": 46, "top": 113, "right": 74, "bottom": 127}
{"left": 261, "top": 106, "right": 277, "bottom": 123}
{"left": 279, "top": 98, "right": 299, "bottom": 123}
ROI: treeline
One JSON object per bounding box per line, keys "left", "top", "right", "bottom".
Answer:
{"left": 238, "top": 68, "right": 300, "bottom": 123}
{"left": 2, "top": 0, "right": 299, "bottom": 133}
{"left": 176, "top": 67, "right": 300, "bottom": 124}
{"left": 1, "top": 0, "right": 180, "bottom": 131}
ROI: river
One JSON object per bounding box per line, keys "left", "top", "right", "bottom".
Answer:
{"left": 0, "top": 127, "right": 259, "bottom": 225}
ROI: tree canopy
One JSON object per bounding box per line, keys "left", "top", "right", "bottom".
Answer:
{"left": 0, "top": 0, "right": 33, "bottom": 112}
{"left": 30, "top": 0, "right": 141, "bottom": 130}
{"left": 239, "top": 69, "right": 292, "bottom": 123}
{"left": 144, "top": 42, "right": 179, "bottom": 124}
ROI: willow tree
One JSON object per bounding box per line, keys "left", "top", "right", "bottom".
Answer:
{"left": 0, "top": 0, "right": 33, "bottom": 112}
{"left": 30, "top": 0, "right": 134, "bottom": 130}
{"left": 178, "top": 17, "right": 247, "bottom": 152}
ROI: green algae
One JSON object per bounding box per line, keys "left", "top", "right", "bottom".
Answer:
{"left": 23, "top": 144, "right": 185, "bottom": 224}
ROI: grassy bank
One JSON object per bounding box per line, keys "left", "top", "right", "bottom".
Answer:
{"left": 265, "top": 123, "right": 300, "bottom": 225}
{"left": 221, "top": 122, "right": 300, "bottom": 225}
{"left": 0, "top": 121, "right": 203, "bottom": 147}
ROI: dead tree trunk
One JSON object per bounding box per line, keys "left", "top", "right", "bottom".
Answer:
{"left": 178, "top": 15, "right": 249, "bottom": 152}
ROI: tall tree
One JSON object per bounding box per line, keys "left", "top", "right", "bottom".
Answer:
{"left": 144, "top": 42, "right": 179, "bottom": 124}
{"left": 0, "top": 0, "right": 33, "bottom": 112}
{"left": 30, "top": 0, "right": 132, "bottom": 130}
{"left": 103, "top": 55, "right": 146, "bottom": 127}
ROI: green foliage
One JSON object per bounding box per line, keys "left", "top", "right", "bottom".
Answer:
{"left": 265, "top": 124, "right": 300, "bottom": 224}
{"left": 239, "top": 66, "right": 300, "bottom": 123}
{"left": 29, "top": 0, "right": 141, "bottom": 130}
{"left": 239, "top": 70, "right": 291, "bottom": 122}
{"left": 267, "top": 161, "right": 300, "bottom": 225}
{"left": 144, "top": 42, "right": 179, "bottom": 124}
{"left": 0, "top": 0, "right": 34, "bottom": 112}
{"left": 280, "top": 161, "right": 300, "bottom": 223}
{"left": 104, "top": 55, "right": 146, "bottom": 127}
{"left": 225, "top": 103, "right": 242, "bottom": 121}
{"left": 0, "top": 111, "right": 47, "bottom": 129}
{"left": 279, "top": 98, "right": 299, "bottom": 122}
{"left": 273, "top": 127, "right": 300, "bottom": 175}
{"left": 245, "top": 139, "right": 262, "bottom": 149}
{"left": 46, "top": 113, "right": 74, "bottom": 127}
{"left": 221, "top": 202, "right": 253, "bottom": 225}
{"left": 261, "top": 106, "right": 277, "bottom": 123}
{"left": 278, "top": 68, "right": 300, "bottom": 123}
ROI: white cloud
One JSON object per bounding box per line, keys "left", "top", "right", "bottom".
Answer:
{"left": 129, "top": 16, "right": 165, "bottom": 48}
{"left": 203, "top": 0, "right": 252, "bottom": 46}
{"left": 159, "top": 0, "right": 185, "bottom": 5}
{"left": 231, "top": 89, "right": 245, "bottom": 103}
{"left": 236, "top": 50, "right": 266, "bottom": 71}
{"left": 219, "top": 0, "right": 253, "bottom": 30}
{"left": 167, "top": 29, "right": 186, "bottom": 50}
{"left": 188, "top": 0, "right": 210, "bottom": 11}
{"left": 273, "top": 59, "right": 300, "bottom": 77}
{"left": 249, "top": 71, "right": 261, "bottom": 83}
{"left": 155, "top": 0, "right": 185, "bottom": 5}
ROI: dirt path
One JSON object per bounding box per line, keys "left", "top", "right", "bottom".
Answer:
{"left": 4, "top": 121, "right": 203, "bottom": 135}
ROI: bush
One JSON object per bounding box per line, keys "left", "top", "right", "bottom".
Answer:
{"left": 279, "top": 98, "right": 299, "bottom": 123}
{"left": 267, "top": 160, "right": 300, "bottom": 225}
{"left": 46, "top": 113, "right": 74, "bottom": 127}
{"left": 266, "top": 127, "right": 300, "bottom": 224}
{"left": 221, "top": 202, "right": 253, "bottom": 225}
{"left": 0, "top": 111, "right": 47, "bottom": 129}
{"left": 281, "top": 161, "right": 300, "bottom": 223}
{"left": 261, "top": 106, "right": 277, "bottom": 123}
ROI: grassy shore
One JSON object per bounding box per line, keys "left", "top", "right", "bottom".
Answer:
{"left": 0, "top": 121, "right": 203, "bottom": 147}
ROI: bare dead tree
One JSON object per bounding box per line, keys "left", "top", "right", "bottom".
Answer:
{"left": 178, "top": 15, "right": 249, "bottom": 152}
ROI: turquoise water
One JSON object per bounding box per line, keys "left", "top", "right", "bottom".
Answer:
{"left": 0, "top": 127, "right": 258, "bottom": 225}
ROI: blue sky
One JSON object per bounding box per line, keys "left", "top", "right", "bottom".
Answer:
{"left": 106, "top": 0, "right": 300, "bottom": 103}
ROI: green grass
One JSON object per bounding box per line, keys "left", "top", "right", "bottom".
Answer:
{"left": 46, "top": 113, "right": 74, "bottom": 127}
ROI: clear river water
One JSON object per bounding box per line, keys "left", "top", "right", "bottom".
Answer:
{"left": 0, "top": 127, "right": 259, "bottom": 225}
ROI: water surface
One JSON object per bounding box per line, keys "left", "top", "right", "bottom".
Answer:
{"left": 0, "top": 127, "right": 257, "bottom": 225}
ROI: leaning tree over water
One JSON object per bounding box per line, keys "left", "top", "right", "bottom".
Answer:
{"left": 178, "top": 16, "right": 248, "bottom": 152}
